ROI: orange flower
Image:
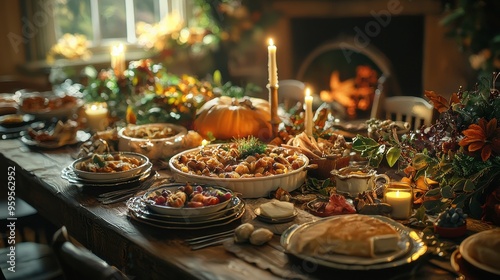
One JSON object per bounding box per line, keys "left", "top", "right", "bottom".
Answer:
{"left": 459, "top": 118, "right": 500, "bottom": 161}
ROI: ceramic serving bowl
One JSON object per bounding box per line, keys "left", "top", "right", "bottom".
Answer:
{"left": 169, "top": 144, "right": 310, "bottom": 198}
{"left": 71, "top": 152, "right": 149, "bottom": 181}
{"left": 118, "top": 123, "right": 187, "bottom": 160}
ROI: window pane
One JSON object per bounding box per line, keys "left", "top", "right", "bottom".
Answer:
{"left": 99, "top": 0, "right": 127, "bottom": 39}
{"left": 54, "top": 0, "right": 93, "bottom": 40}
{"left": 134, "top": 0, "right": 158, "bottom": 24}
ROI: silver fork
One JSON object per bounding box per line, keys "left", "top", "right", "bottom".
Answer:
{"left": 97, "top": 172, "right": 158, "bottom": 204}
{"left": 185, "top": 229, "right": 235, "bottom": 250}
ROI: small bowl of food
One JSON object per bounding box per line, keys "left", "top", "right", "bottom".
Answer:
{"left": 118, "top": 123, "right": 188, "bottom": 160}
{"left": 71, "top": 152, "right": 149, "bottom": 181}
{"left": 144, "top": 183, "right": 234, "bottom": 216}
{"left": 434, "top": 207, "right": 468, "bottom": 238}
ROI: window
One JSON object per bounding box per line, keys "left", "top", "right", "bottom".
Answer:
{"left": 54, "top": 0, "right": 192, "bottom": 47}
{"left": 22, "top": 0, "right": 195, "bottom": 66}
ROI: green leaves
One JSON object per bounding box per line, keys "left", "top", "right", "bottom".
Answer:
{"left": 352, "top": 135, "right": 402, "bottom": 167}
{"left": 305, "top": 177, "right": 333, "bottom": 197}
{"left": 386, "top": 147, "right": 401, "bottom": 167}
{"left": 352, "top": 135, "right": 378, "bottom": 150}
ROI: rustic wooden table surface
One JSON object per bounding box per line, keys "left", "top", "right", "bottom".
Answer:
{"left": 1, "top": 138, "right": 496, "bottom": 280}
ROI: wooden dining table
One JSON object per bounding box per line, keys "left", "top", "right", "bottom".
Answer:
{"left": 1, "top": 137, "right": 496, "bottom": 280}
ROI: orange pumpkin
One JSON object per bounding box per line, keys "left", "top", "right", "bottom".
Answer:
{"left": 194, "top": 96, "right": 272, "bottom": 140}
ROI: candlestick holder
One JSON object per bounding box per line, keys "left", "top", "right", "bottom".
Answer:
{"left": 267, "top": 84, "right": 280, "bottom": 139}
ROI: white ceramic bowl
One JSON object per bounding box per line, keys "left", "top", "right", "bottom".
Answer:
{"left": 71, "top": 152, "right": 149, "bottom": 181}
{"left": 118, "top": 123, "right": 187, "bottom": 160}
{"left": 169, "top": 146, "right": 309, "bottom": 198}
{"left": 144, "top": 184, "right": 234, "bottom": 216}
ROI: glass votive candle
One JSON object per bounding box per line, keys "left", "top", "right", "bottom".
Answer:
{"left": 384, "top": 181, "right": 413, "bottom": 220}
{"left": 85, "top": 102, "right": 109, "bottom": 132}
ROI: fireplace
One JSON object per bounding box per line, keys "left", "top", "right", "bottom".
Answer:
{"left": 268, "top": 0, "right": 468, "bottom": 101}
{"left": 291, "top": 15, "right": 424, "bottom": 97}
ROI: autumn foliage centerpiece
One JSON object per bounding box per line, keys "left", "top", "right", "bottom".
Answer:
{"left": 352, "top": 74, "right": 500, "bottom": 224}
{"left": 407, "top": 73, "right": 500, "bottom": 223}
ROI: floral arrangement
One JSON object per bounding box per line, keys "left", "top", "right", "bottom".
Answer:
{"left": 409, "top": 73, "right": 500, "bottom": 221}
{"left": 441, "top": 0, "right": 500, "bottom": 78}
{"left": 81, "top": 59, "right": 215, "bottom": 128}
{"left": 353, "top": 73, "right": 500, "bottom": 224}
{"left": 46, "top": 33, "right": 92, "bottom": 64}
{"left": 80, "top": 59, "right": 262, "bottom": 129}
{"left": 135, "top": 5, "right": 219, "bottom": 61}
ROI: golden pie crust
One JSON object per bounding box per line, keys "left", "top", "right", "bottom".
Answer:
{"left": 288, "top": 214, "right": 400, "bottom": 258}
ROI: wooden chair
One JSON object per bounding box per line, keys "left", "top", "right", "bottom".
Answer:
{"left": 0, "top": 242, "right": 63, "bottom": 279}
{"left": 0, "top": 197, "right": 62, "bottom": 279}
{"left": 52, "top": 226, "right": 129, "bottom": 280}
{"left": 0, "top": 197, "right": 57, "bottom": 246}
{"left": 383, "top": 96, "right": 434, "bottom": 130}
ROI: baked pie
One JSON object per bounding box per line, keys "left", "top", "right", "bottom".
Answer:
{"left": 288, "top": 214, "right": 400, "bottom": 258}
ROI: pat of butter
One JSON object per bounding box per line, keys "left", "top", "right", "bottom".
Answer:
{"left": 372, "top": 234, "right": 400, "bottom": 256}
{"left": 260, "top": 200, "right": 294, "bottom": 218}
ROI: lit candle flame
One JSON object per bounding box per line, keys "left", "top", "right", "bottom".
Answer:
{"left": 201, "top": 139, "right": 208, "bottom": 147}
{"left": 305, "top": 87, "right": 311, "bottom": 97}
{"left": 268, "top": 38, "right": 274, "bottom": 46}
{"left": 111, "top": 43, "right": 124, "bottom": 55}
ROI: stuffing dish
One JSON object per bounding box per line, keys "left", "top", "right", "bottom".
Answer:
{"left": 170, "top": 143, "right": 307, "bottom": 179}
{"left": 76, "top": 153, "right": 144, "bottom": 173}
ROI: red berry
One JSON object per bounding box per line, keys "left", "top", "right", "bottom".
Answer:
{"left": 155, "top": 196, "right": 166, "bottom": 205}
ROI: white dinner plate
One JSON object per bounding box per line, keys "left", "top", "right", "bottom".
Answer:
{"left": 61, "top": 163, "right": 152, "bottom": 187}
{"left": 129, "top": 195, "right": 242, "bottom": 223}
{"left": 129, "top": 199, "right": 244, "bottom": 226}
{"left": 459, "top": 229, "right": 500, "bottom": 275}
{"left": 127, "top": 199, "right": 246, "bottom": 230}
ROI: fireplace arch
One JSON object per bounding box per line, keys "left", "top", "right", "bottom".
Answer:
{"left": 296, "top": 37, "right": 401, "bottom": 119}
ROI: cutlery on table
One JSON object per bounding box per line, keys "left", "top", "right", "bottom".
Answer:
{"left": 185, "top": 230, "right": 235, "bottom": 250}
{"left": 97, "top": 171, "right": 158, "bottom": 204}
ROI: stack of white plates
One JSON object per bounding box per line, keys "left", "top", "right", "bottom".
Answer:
{"left": 61, "top": 152, "right": 152, "bottom": 187}
{"left": 126, "top": 183, "right": 245, "bottom": 230}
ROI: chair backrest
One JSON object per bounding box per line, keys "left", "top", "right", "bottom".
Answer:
{"left": 278, "top": 79, "right": 305, "bottom": 110}
{"left": 384, "top": 96, "right": 434, "bottom": 130}
{"left": 52, "top": 226, "right": 129, "bottom": 280}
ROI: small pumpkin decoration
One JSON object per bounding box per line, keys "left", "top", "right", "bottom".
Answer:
{"left": 194, "top": 96, "right": 272, "bottom": 140}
